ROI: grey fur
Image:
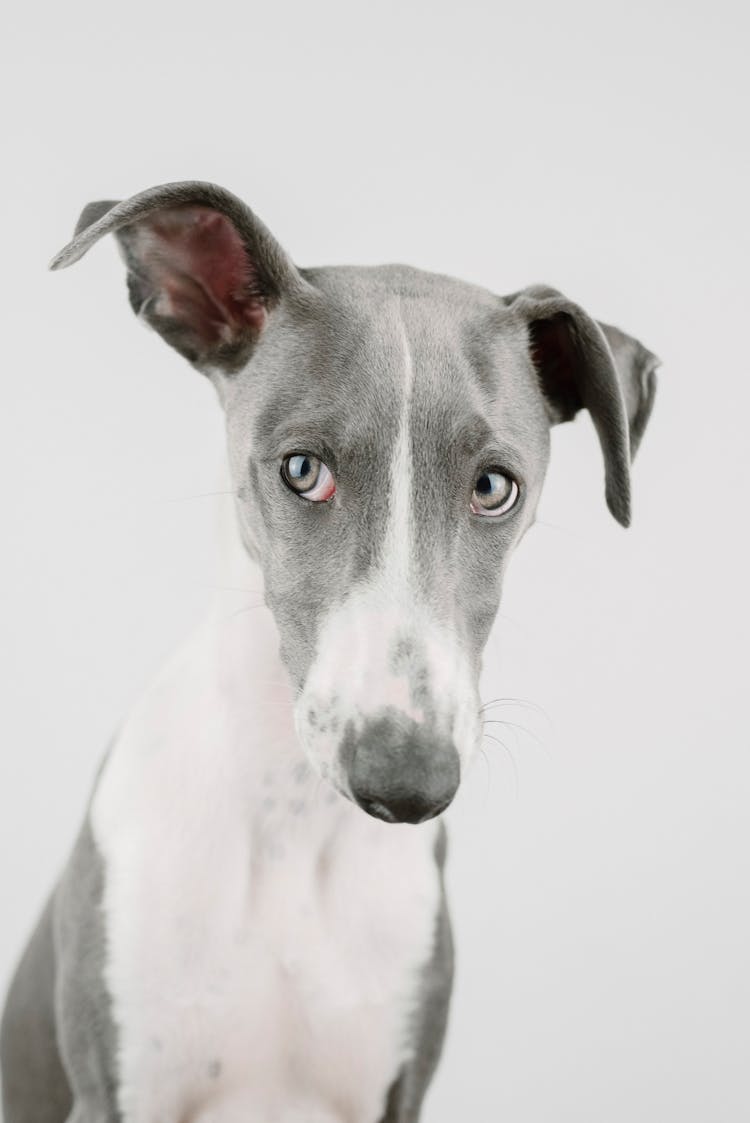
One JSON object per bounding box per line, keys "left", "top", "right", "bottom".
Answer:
{"left": 0, "top": 897, "right": 72, "bottom": 1123}
{"left": 53, "top": 818, "right": 120, "bottom": 1120}
{"left": 1, "top": 818, "right": 119, "bottom": 1122}
{"left": 2, "top": 181, "right": 657, "bottom": 1121}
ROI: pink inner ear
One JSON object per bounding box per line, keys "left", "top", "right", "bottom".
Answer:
{"left": 133, "top": 205, "right": 267, "bottom": 350}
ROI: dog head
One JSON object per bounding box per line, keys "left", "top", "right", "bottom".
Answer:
{"left": 53, "top": 181, "right": 657, "bottom": 824}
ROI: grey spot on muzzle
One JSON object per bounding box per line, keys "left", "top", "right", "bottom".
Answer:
{"left": 342, "top": 713, "right": 460, "bottom": 825}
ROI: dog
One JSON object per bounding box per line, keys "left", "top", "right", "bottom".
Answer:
{"left": 0, "top": 181, "right": 657, "bottom": 1123}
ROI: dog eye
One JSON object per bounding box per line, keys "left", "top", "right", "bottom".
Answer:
{"left": 281, "top": 454, "right": 336, "bottom": 502}
{"left": 470, "top": 470, "right": 519, "bottom": 517}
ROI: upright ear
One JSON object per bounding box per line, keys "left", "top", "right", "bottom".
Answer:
{"left": 50, "top": 181, "right": 303, "bottom": 372}
{"left": 506, "top": 285, "right": 659, "bottom": 526}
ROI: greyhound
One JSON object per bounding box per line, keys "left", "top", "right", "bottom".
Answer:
{"left": 0, "top": 181, "right": 657, "bottom": 1123}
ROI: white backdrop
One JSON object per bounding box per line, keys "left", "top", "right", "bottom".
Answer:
{"left": 2, "top": 2, "right": 748, "bottom": 1120}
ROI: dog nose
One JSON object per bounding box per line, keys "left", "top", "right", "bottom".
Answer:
{"left": 346, "top": 716, "right": 460, "bottom": 825}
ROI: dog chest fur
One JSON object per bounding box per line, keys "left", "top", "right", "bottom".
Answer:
{"left": 90, "top": 611, "right": 442, "bottom": 1123}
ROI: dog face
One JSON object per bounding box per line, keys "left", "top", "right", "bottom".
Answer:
{"left": 53, "top": 182, "right": 657, "bottom": 824}
{"left": 224, "top": 267, "right": 552, "bottom": 821}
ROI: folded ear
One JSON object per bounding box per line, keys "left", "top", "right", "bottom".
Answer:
{"left": 506, "top": 284, "right": 659, "bottom": 526}
{"left": 50, "top": 181, "right": 303, "bottom": 372}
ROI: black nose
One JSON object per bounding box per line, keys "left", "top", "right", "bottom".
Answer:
{"left": 345, "top": 715, "right": 460, "bottom": 825}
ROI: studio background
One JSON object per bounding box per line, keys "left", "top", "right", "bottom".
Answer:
{"left": 2, "top": 2, "right": 748, "bottom": 1120}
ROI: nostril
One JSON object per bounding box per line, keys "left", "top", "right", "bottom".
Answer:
{"left": 354, "top": 790, "right": 454, "bottom": 825}
{"left": 358, "top": 797, "right": 399, "bottom": 824}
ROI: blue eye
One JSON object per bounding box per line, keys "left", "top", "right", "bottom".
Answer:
{"left": 280, "top": 454, "right": 336, "bottom": 502}
{"left": 471, "top": 470, "right": 519, "bottom": 517}
{"left": 288, "top": 455, "right": 314, "bottom": 482}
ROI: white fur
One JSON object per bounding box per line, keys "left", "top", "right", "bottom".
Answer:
{"left": 91, "top": 592, "right": 441, "bottom": 1123}
{"left": 383, "top": 308, "right": 415, "bottom": 592}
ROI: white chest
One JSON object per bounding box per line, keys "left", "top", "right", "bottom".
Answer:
{"left": 91, "top": 620, "right": 442, "bottom": 1123}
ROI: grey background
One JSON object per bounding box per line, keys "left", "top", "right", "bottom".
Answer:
{"left": 2, "top": 1, "right": 748, "bottom": 1120}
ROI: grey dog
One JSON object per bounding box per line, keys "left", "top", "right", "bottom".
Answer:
{"left": 1, "top": 181, "right": 657, "bottom": 1123}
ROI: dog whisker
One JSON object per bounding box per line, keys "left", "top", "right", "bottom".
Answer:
{"left": 478, "top": 746, "right": 493, "bottom": 801}
{"left": 481, "top": 718, "right": 546, "bottom": 750}
{"left": 479, "top": 695, "right": 542, "bottom": 712}
{"left": 479, "top": 696, "right": 549, "bottom": 720}
{"left": 482, "top": 732, "right": 520, "bottom": 798}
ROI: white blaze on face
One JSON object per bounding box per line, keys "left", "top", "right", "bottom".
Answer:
{"left": 381, "top": 311, "right": 415, "bottom": 595}
{"left": 296, "top": 308, "right": 481, "bottom": 791}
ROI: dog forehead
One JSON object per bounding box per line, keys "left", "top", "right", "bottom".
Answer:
{"left": 227, "top": 263, "right": 540, "bottom": 459}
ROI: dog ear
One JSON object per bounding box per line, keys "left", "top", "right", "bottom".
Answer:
{"left": 506, "top": 285, "right": 658, "bottom": 526}
{"left": 51, "top": 181, "right": 303, "bottom": 372}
